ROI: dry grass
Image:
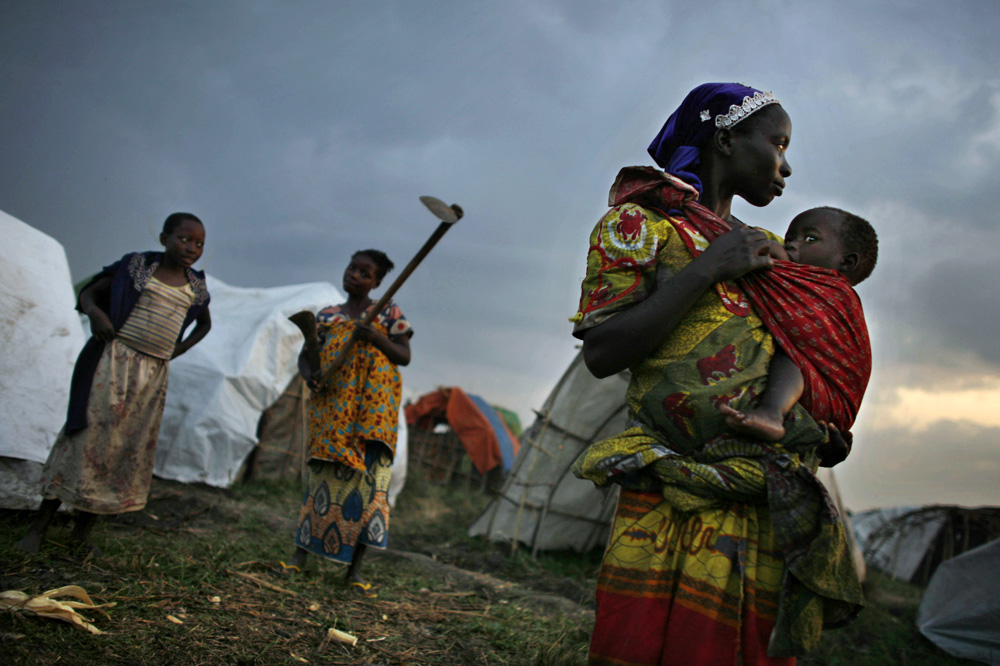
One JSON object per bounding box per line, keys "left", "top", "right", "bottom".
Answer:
{"left": 0, "top": 475, "right": 593, "bottom": 665}
{"left": 0, "top": 473, "right": 972, "bottom": 666}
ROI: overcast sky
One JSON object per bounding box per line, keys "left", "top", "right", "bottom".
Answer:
{"left": 3, "top": 0, "right": 998, "bottom": 511}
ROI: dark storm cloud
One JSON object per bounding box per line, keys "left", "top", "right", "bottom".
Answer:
{"left": 840, "top": 419, "right": 1000, "bottom": 510}
{"left": 3, "top": 0, "right": 1000, "bottom": 507}
{"left": 906, "top": 259, "right": 1000, "bottom": 368}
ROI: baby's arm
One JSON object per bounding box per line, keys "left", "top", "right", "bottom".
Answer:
{"left": 172, "top": 307, "right": 212, "bottom": 359}
{"left": 78, "top": 275, "right": 115, "bottom": 341}
{"left": 768, "top": 240, "right": 790, "bottom": 261}
{"left": 718, "top": 349, "right": 804, "bottom": 441}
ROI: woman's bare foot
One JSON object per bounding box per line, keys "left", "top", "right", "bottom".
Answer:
{"left": 718, "top": 403, "right": 786, "bottom": 442}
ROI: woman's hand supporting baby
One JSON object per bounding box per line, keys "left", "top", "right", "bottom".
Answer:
{"left": 583, "top": 225, "right": 774, "bottom": 379}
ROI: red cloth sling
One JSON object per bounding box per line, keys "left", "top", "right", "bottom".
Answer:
{"left": 610, "top": 167, "right": 872, "bottom": 430}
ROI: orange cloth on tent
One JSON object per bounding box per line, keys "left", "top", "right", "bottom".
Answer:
{"left": 405, "top": 387, "right": 519, "bottom": 475}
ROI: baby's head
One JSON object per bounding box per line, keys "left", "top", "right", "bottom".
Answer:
{"left": 784, "top": 207, "right": 878, "bottom": 285}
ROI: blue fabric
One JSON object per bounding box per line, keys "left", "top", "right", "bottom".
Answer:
{"left": 64, "top": 251, "right": 210, "bottom": 433}
{"left": 647, "top": 82, "right": 776, "bottom": 194}
{"left": 467, "top": 393, "right": 516, "bottom": 472}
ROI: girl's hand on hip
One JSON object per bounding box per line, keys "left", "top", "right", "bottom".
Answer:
{"left": 698, "top": 226, "right": 775, "bottom": 283}
{"left": 88, "top": 311, "right": 116, "bottom": 341}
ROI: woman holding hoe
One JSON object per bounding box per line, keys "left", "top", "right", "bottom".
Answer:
{"left": 280, "top": 249, "right": 412, "bottom": 598}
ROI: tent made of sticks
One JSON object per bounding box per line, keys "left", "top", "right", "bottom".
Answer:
{"left": 853, "top": 504, "right": 1000, "bottom": 586}
{"left": 469, "top": 353, "right": 627, "bottom": 554}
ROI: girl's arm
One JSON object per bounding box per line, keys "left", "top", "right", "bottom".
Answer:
{"left": 172, "top": 306, "right": 212, "bottom": 359}
{"left": 353, "top": 322, "right": 411, "bottom": 366}
{"left": 78, "top": 275, "right": 115, "bottom": 341}
{"left": 582, "top": 225, "right": 775, "bottom": 377}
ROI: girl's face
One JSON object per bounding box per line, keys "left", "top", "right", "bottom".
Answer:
{"left": 343, "top": 254, "right": 380, "bottom": 298}
{"left": 726, "top": 105, "right": 793, "bottom": 208}
{"left": 160, "top": 219, "right": 205, "bottom": 269}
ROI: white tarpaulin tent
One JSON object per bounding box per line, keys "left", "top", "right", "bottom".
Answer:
{"left": 154, "top": 276, "right": 409, "bottom": 499}
{"left": 471, "top": 350, "right": 862, "bottom": 566}
{"left": 851, "top": 506, "right": 942, "bottom": 582}
{"left": 851, "top": 505, "right": 1000, "bottom": 586}
{"left": 917, "top": 538, "right": 1000, "bottom": 665}
{"left": 0, "top": 223, "right": 408, "bottom": 504}
{"left": 0, "top": 209, "right": 86, "bottom": 509}
{"left": 153, "top": 276, "right": 343, "bottom": 486}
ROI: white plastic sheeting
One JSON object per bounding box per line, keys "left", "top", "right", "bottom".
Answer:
{"left": 851, "top": 506, "right": 946, "bottom": 581}
{"left": 154, "top": 276, "right": 341, "bottom": 486}
{"left": 0, "top": 209, "right": 86, "bottom": 509}
{"left": 918, "top": 538, "right": 1000, "bottom": 665}
{"left": 154, "top": 276, "right": 409, "bottom": 493}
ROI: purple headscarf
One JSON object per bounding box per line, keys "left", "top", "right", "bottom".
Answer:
{"left": 647, "top": 83, "right": 780, "bottom": 194}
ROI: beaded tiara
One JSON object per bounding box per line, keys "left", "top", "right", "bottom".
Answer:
{"left": 703, "top": 90, "right": 780, "bottom": 130}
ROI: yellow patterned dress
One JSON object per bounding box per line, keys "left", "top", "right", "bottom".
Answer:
{"left": 294, "top": 301, "right": 412, "bottom": 564}
{"left": 571, "top": 168, "right": 862, "bottom": 664}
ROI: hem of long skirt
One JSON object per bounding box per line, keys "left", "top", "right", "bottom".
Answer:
{"left": 44, "top": 486, "right": 148, "bottom": 515}
{"left": 294, "top": 537, "right": 389, "bottom": 564}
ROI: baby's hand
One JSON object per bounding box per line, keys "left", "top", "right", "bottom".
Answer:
{"left": 768, "top": 241, "right": 790, "bottom": 261}
{"left": 818, "top": 423, "right": 853, "bottom": 467}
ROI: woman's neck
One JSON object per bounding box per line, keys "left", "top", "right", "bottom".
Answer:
{"left": 343, "top": 295, "right": 372, "bottom": 318}
{"left": 696, "top": 186, "right": 736, "bottom": 224}
{"left": 693, "top": 158, "right": 736, "bottom": 223}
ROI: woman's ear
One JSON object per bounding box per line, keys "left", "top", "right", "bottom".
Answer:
{"left": 712, "top": 128, "right": 735, "bottom": 156}
{"left": 159, "top": 232, "right": 167, "bottom": 247}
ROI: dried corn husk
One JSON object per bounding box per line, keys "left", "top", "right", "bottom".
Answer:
{"left": 0, "top": 585, "right": 114, "bottom": 635}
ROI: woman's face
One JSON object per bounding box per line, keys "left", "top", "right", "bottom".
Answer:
{"left": 727, "top": 105, "right": 792, "bottom": 208}
{"left": 343, "top": 254, "right": 380, "bottom": 298}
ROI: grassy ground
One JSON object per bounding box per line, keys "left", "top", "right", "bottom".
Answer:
{"left": 0, "top": 471, "right": 971, "bottom": 666}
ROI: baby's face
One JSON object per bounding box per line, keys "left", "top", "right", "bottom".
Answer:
{"left": 784, "top": 210, "right": 846, "bottom": 272}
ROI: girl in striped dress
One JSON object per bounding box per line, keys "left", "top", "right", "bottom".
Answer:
{"left": 18, "top": 213, "right": 212, "bottom": 555}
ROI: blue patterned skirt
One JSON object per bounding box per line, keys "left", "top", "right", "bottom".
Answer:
{"left": 294, "top": 441, "right": 392, "bottom": 564}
